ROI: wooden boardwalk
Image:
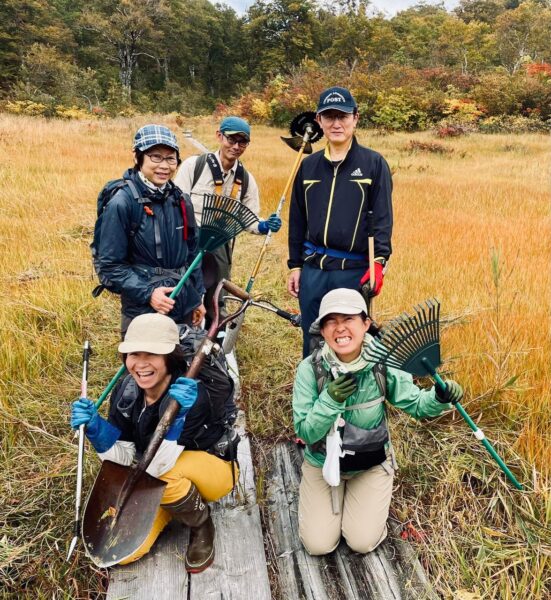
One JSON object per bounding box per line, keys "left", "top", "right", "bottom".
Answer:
{"left": 264, "top": 442, "right": 439, "bottom": 600}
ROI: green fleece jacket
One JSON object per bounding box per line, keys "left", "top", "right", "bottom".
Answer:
{"left": 293, "top": 355, "right": 451, "bottom": 469}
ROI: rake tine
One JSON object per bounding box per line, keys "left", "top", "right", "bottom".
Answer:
{"left": 421, "top": 300, "right": 436, "bottom": 346}
{"left": 434, "top": 298, "right": 441, "bottom": 340}
{"left": 393, "top": 315, "right": 422, "bottom": 357}
{"left": 414, "top": 303, "right": 430, "bottom": 347}
{"left": 383, "top": 322, "right": 416, "bottom": 365}
{"left": 428, "top": 299, "right": 439, "bottom": 344}
{"left": 381, "top": 323, "right": 411, "bottom": 358}
{"left": 426, "top": 299, "right": 440, "bottom": 347}
{"left": 381, "top": 329, "right": 412, "bottom": 368}
{"left": 367, "top": 339, "right": 402, "bottom": 368}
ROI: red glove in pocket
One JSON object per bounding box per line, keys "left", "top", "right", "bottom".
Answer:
{"left": 360, "top": 261, "right": 384, "bottom": 296}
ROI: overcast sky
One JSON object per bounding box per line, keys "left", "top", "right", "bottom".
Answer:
{"left": 217, "top": 0, "right": 460, "bottom": 17}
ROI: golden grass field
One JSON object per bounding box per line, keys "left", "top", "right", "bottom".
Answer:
{"left": 0, "top": 112, "right": 549, "bottom": 599}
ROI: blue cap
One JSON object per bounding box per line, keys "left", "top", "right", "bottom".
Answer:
{"left": 219, "top": 116, "right": 251, "bottom": 141}
{"left": 133, "top": 124, "right": 179, "bottom": 152}
{"left": 317, "top": 87, "right": 357, "bottom": 114}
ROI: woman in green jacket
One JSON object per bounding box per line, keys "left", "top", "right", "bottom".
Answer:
{"left": 293, "top": 288, "right": 463, "bottom": 555}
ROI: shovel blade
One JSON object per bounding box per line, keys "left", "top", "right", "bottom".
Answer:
{"left": 82, "top": 460, "right": 167, "bottom": 568}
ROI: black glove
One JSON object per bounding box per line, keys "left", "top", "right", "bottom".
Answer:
{"left": 327, "top": 372, "right": 358, "bottom": 403}
{"left": 435, "top": 380, "right": 463, "bottom": 404}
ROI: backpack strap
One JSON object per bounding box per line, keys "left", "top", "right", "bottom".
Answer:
{"left": 310, "top": 347, "right": 328, "bottom": 395}
{"left": 230, "top": 161, "right": 249, "bottom": 200}
{"left": 191, "top": 153, "right": 209, "bottom": 192}
{"left": 124, "top": 178, "right": 146, "bottom": 241}
{"left": 113, "top": 373, "right": 139, "bottom": 418}
{"left": 191, "top": 153, "right": 249, "bottom": 200}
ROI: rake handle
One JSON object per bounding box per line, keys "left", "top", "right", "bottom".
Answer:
{"left": 246, "top": 132, "right": 309, "bottom": 292}
{"left": 421, "top": 358, "right": 523, "bottom": 490}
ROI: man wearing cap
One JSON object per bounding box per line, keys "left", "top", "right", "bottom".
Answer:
{"left": 174, "top": 116, "right": 281, "bottom": 323}
{"left": 95, "top": 124, "right": 206, "bottom": 334}
{"left": 287, "top": 87, "right": 393, "bottom": 357}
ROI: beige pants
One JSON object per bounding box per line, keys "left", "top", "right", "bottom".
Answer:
{"left": 298, "top": 460, "right": 394, "bottom": 555}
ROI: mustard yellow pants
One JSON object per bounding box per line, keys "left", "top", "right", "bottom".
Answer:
{"left": 120, "top": 450, "right": 237, "bottom": 564}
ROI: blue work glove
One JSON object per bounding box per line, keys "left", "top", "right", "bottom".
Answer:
{"left": 258, "top": 213, "right": 282, "bottom": 234}
{"left": 166, "top": 377, "right": 198, "bottom": 441}
{"left": 71, "top": 398, "right": 121, "bottom": 453}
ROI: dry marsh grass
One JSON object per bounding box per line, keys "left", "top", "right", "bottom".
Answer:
{"left": 0, "top": 113, "right": 549, "bottom": 599}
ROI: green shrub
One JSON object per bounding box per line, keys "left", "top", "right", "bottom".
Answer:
{"left": 478, "top": 115, "right": 550, "bottom": 134}
{"left": 371, "top": 92, "right": 429, "bottom": 131}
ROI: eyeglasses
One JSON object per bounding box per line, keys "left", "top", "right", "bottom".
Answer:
{"left": 319, "top": 112, "right": 354, "bottom": 123}
{"left": 223, "top": 134, "right": 249, "bottom": 148}
{"left": 146, "top": 153, "right": 178, "bottom": 165}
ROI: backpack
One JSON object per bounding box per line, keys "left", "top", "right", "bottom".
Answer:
{"left": 191, "top": 153, "right": 249, "bottom": 200}
{"left": 90, "top": 176, "right": 144, "bottom": 297}
{"left": 308, "top": 346, "right": 389, "bottom": 461}
{"left": 178, "top": 324, "right": 237, "bottom": 426}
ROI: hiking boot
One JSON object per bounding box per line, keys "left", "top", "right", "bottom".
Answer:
{"left": 185, "top": 508, "right": 215, "bottom": 573}
{"left": 161, "top": 484, "right": 215, "bottom": 573}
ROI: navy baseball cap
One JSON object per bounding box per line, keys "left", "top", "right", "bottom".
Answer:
{"left": 219, "top": 116, "right": 251, "bottom": 141}
{"left": 317, "top": 87, "right": 358, "bottom": 114}
{"left": 133, "top": 125, "right": 179, "bottom": 152}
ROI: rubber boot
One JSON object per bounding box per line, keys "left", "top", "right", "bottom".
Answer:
{"left": 162, "top": 483, "right": 215, "bottom": 573}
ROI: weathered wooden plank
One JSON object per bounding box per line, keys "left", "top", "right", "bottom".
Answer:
{"left": 265, "top": 442, "right": 439, "bottom": 600}
{"left": 107, "top": 355, "right": 271, "bottom": 600}
{"left": 187, "top": 411, "right": 271, "bottom": 599}
{"left": 106, "top": 522, "right": 189, "bottom": 600}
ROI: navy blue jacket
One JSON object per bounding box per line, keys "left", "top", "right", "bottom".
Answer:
{"left": 288, "top": 137, "right": 393, "bottom": 271}
{"left": 97, "top": 169, "right": 204, "bottom": 321}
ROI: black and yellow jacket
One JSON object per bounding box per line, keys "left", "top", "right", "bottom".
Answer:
{"left": 287, "top": 137, "right": 393, "bottom": 271}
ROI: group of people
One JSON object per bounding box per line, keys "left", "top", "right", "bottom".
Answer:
{"left": 71, "top": 87, "right": 463, "bottom": 573}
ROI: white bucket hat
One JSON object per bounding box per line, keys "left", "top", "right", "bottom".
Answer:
{"left": 313, "top": 288, "right": 368, "bottom": 327}
{"left": 118, "top": 313, "right": 179, "bottom": 355}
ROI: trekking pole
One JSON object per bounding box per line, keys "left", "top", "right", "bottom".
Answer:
{"left": 93, "top": 194, "right": 258, "bottom": 410}
{"left": 222, "top": 112, "right": 323, "bottom": 354}
{"left": 67, "top": 340, "right": 91, "bottom": 561}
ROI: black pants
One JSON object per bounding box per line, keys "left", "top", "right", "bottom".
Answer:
{"left": 202, "top": 242, "right": 232, "bottom": 327}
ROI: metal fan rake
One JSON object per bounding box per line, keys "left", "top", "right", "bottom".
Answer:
{"left": 366, "top": 299, "right": 523, "bottom": 490}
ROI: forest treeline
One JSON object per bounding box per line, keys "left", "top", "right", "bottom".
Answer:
{"left": 2, "top": 0, "right": 551, "bottom": 131}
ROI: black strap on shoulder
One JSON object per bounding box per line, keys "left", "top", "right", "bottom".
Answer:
{"left": 191, "top": 153, "right": 209, "bottom": 191}
{"left": 373, "top": 362, "right": 387, "bottom": 398}
{"left": 205, "top": 153, "right": 224, "bottom": 188}
{"left": 311, "top": 348, "right": 329, "bottom": 395}
{"left": 233, "top": 162, "right": 249, "bottom": 199}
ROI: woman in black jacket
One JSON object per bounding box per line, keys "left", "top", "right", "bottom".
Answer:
{"left": 71, "top": 313, "right": 237, "bottom": 572}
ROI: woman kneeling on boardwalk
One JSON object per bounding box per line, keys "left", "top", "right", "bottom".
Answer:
{"left": 71, "top": 313, "right": 237, "bottom": 572}
{"left": 293, "top": 289, "right": 463, "bottom": 555}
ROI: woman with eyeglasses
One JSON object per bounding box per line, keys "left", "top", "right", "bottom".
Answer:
{"left": 287, "top": 87, "right": 393, "bottom": 357}
{"left": 94, "top": 124, "right": 206, "bottom": 335}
